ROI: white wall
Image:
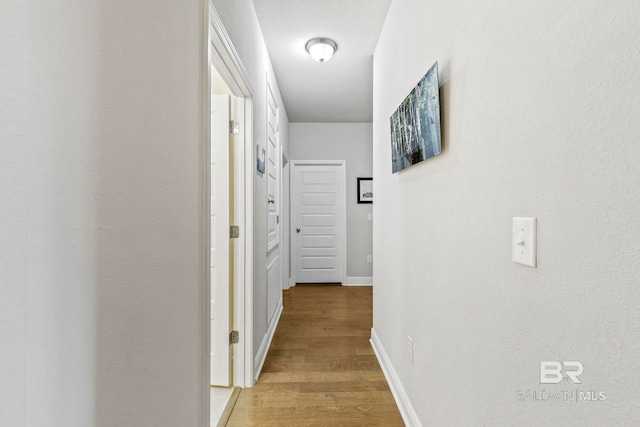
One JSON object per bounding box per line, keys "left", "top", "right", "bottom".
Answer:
{"left": 373, "top": 1, "right": 640, "bottom": 425}
{"left": 1, "top": 1, "right": 98, "bottom": 425}
{"left": 212, "top": 0, "right": 290, "bottom": 372}
{"left": 2, "top": 0, "right": 207, "bottom": 425}
{"left": 95, "top": 1, "right": 205, "bottom": 424}
{"left": 290, "top": 123, "right": 373, "bottom": 281}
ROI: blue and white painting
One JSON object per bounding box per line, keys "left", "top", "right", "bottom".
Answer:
{"left": 390, "top": 62, "right": 442, "bottom": 173}
{"left": 257, "top": 145, "right": 265, "bottom": 174}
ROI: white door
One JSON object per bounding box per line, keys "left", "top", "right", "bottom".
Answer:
{"left": 292, "top": 161, "right": 346, "bottom": 284}
{"left": 266, "top": 83, "right": 281, "bottom": 323}
{"left": 266, "top": 84, "right": 279, "bottom": 252}
{"left": 211, "top": 94, "right": 231, "bottom": 386}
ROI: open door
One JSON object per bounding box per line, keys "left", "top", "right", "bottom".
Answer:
{"left": 207, "top": 5, "right": 256, "bottom": 398}
{"left": 211, "top": 94, "right": 231, "bottom": 386}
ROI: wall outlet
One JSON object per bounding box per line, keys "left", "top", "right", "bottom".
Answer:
{"left": 408, "top": 336, "right": 413, "bottom": 364}
{"left": 367, "top": 254, "right": 372, "bottom": 263}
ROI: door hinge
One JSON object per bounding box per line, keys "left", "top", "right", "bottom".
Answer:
{"left": 230, "top": 225, "right": 240, "bottom": 239}
{"left": 229, "top": 120, "right": 240, "bottom": 135}
{"left": 229, "top": 330, "right": 239, "bottom": 344}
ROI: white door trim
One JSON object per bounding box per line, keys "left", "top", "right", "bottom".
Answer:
{"left": 290, "top": 160, "right": 347, "bottom": 286}
{"left": 281, "top": 154, "right": 290, "bottom": 291}
{"left": 206, "top": 6, "right": 255, "bottom": 416}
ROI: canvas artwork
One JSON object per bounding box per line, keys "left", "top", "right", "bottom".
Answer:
{"left": 257, "top": 145, "right": 265, "bottom": 173}
{"left": 390, "top": 62, "right": 442, "bottom": 173}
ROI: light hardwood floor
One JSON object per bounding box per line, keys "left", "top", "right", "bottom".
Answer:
{"left": 225, "top": 285, "right": 404, "bottom": 427}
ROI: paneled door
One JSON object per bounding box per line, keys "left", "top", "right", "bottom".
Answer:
{"left": 291, "top": 161, "right": 346, "bottom": 284}
{"left": 266, "top": 84, "right": 279, "bottom": 252}
{"left": 266, "top": 82, "right": 281, "bottom": 324}
{"left": 211, "top": 94, "right": 231, "bottom": 386}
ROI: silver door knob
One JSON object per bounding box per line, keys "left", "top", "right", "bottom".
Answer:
{"left": 296, "top": 228, "right": 301, "bottom": 233}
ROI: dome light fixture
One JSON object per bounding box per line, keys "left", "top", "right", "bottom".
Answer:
{"left": 305, "top": 38, "right": 338, "bottom": 63}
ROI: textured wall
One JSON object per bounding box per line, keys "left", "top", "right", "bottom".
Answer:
{"left": 2, "top": 0, "right": 207, "bottom": 425}
{"left": 289, "top": 123, "right": 374, "bottom": 280}
{"left": 1, "top": 1, "right": 99, "bottom": 425}
{"left": 2, "top": 0, "right": 210, "bottom": 425}
{"left": 373, "top": 0, "right": 640, "bottom": 425}
{"left": 94, "top": 0, "right": 205, "bottom": 425}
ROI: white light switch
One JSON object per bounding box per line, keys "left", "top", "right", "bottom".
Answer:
{"left": 367, "top": 212, "right": 373, "bottom": 221}
{"left": 513, "top": 217, "right": 537, "bottom": 267}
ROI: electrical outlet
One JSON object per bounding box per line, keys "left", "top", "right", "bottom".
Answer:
{"left": 408, "top": 336, "right": 413, "bottom": 364}
{"left": 367, "top": 254, "right": 372, "bottom": 263}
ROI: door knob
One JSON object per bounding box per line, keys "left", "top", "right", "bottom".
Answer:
{"left": 296, "top": 228, "right": 301, "bottom": 233}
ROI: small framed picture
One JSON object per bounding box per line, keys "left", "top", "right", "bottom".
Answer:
{"left": 357, "top": 177, "right": 373, "bottom": 204}
{"left": 257, "top": 144, "right": 265, "bottom": 173}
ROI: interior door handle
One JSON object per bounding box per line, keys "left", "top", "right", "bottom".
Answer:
{"left": 268, "top": 198, "right": 275, "bottom": 204}
{"left": 296, "top": 228, "right": 301, "bottom": 233}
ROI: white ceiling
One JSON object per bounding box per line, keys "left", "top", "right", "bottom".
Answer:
{"left": 252, "top": 0, "right": 392, "bottom": 123}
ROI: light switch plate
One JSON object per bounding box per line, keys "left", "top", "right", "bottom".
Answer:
{"left": 513, "top": 217, "right": 537, "bottom": 267}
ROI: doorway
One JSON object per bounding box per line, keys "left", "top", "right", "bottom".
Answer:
{"left": 206, "top": 6, "right": 256, "bottom": 425}
{"left": 290, "top": 160, "right": 347, "bottom": 285}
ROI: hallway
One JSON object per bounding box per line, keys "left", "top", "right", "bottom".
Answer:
{"left": 224, "top": 285, "right": 403, "bottom": 426}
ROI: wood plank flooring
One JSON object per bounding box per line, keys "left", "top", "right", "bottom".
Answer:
{"left": 226, "top": 285, "right": 404, "bottom": 427}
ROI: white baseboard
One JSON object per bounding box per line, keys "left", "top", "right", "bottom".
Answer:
{"left": 345, "top": 276, "right": 373, "bottom": 286}
{"left": 254, "top": 302, "right": 283, "bottom": 381}
{"left": 370, "top": 328, "right": 422, "bottom": 427}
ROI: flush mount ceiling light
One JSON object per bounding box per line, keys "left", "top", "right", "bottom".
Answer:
{"left": 305, "top": 38, "right": 338, "bottom": 63}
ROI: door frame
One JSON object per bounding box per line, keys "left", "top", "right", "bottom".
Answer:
{"left": 281, "top": 154, "right": 290, "bottom": 291}
{"left": 204, "top": 4, "right": 255, "bottom": 416}
{"left": 290, "top": 160, "right": 347, "bottom": 286}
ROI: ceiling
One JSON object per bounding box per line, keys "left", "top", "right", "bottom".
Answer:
{"left": 252, "top": 0, "right": 392, "bottom": 123}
